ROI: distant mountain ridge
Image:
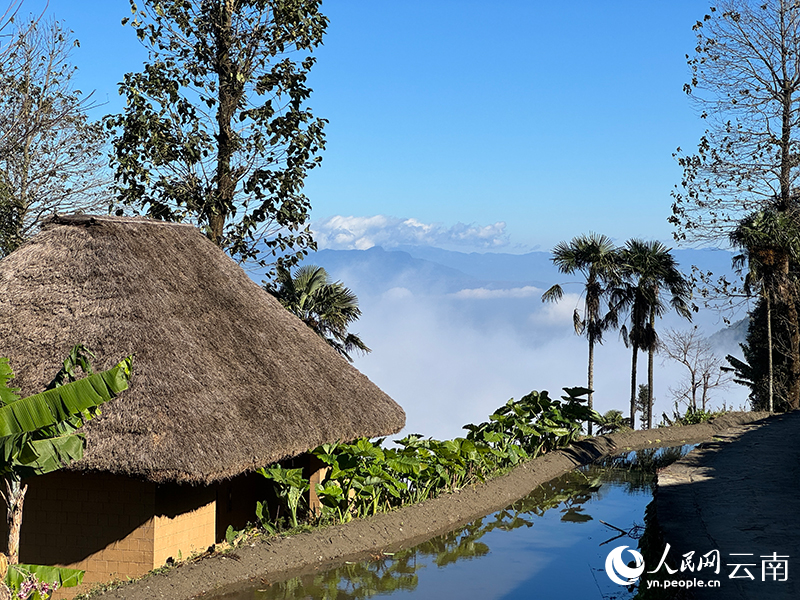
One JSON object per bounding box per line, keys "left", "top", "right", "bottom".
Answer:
{"left": 309, "top": 247, "right": 489, "bottom": 295}
{"left": 305, "top": 244, "right": 737, "bottom": 293}
{"left": 391, "top": 245, "right": 561, "bottom": 283}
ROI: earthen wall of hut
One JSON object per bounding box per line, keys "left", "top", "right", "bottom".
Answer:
{"left": 4, "top": 471, "right": 221, "bottom": 598}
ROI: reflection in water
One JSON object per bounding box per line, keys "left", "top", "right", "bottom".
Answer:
{"left": 210, "top": 445, "right": 694, "bottom": 600}
{"left": 592, "top": 446, "right": 690, "bottom": 491}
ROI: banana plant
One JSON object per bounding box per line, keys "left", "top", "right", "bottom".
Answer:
{"left": 0, "top": 346, "right": 132, "bottom": 580}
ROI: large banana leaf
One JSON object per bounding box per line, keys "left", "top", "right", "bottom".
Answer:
{"left": 17, "top": 432, "right": 86, "bottom": 477}
{"left": 0, "top": 358, "right": 20, "bottom": 406}
{"left": 0, "top": 356, "right": 132, "bottom": 478}
{"left": 0, "top": 357, "right": 132, "bottom": 437}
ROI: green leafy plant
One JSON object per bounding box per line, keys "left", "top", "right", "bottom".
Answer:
{"left": 659, "top": 404, "right": 726, "bottom": 427}
{"left": 257, "top": 466, "right": 309, "bottom": 529}
{"left": 464, "top": 387, "right": 601, "bottom": 466}
{"left": 255, "top": 387, "right": 602, "bottom": 535}
{"left": 0, "top": 346, "right": 132, "bottom": 592}
{"left": 596, "top": 410, "right": 631, "bottom": 435}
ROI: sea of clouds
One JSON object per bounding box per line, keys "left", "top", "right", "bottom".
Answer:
{"left": 303, "top": 215, "right": 750, "bottom": 441}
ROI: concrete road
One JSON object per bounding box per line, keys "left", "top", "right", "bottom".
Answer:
{"left": 655, "top": 412, "right": 800, "bottom": 599}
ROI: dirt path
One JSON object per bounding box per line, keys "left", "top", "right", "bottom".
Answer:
{"left": 654, "top": 411, "right": 799, "bottom": 599}
{"left": 87, "top": 412, "right": 766, "bottom": 600}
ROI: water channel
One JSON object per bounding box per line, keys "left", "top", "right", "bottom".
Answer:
{"left": 210, "top": 445, "right": 694, "bottom": 600}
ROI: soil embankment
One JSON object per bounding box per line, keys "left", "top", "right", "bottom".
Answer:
{"left": 89, "top": 412, "right": 766, "bottom": 600}
{"left": 654, "top": 411, "right": 799, "bottom": 599}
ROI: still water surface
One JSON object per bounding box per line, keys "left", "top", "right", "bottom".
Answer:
{"left": 211, "top": 446, "right": 693, "bottom": 600}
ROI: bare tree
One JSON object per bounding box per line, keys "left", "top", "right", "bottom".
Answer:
{"left": 0, "top": 1, "right": 26, "bottom": 51}
{"left": 0, "top": 1, "right": 46, "bottom": 145}
{"left": 671, "top": 0, "right": 800, "bottom": 244}
{"left": 662, "top": 328, "right": 733, "bottom": 411}
{"left": 0, "top": 15, "right": 108, "bottom": 255}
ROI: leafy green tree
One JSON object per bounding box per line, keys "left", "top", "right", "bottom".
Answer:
{"left": 728, "top": 208, "right": 800, "bottom": 409}
{"left": 542, "top": 233, "right": 620, "bottom": 434}
{"left": 615, "top": 240, "right": 692, "bottom": 429}
{"left": 269, "top": 264, "right": 370, "bottom": 362}
{"left": 635, "top": 384, "right": 652, "bottom": 429}
{"left": 0, "top": 347, "right": 132, "bottom": 566}
{"left": 727, "top": 295, "right": 796, "bottom": 412}
{"left": 105, "top": 0, "right": 328, "bottom": 273}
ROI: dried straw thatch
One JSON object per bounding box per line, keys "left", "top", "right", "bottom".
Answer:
{"left": 0, "top": 215, "right": 405, "bottom": 484}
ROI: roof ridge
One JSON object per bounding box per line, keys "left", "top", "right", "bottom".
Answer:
{"left": 43, "top": 214, "right": 197, "bottom": 229}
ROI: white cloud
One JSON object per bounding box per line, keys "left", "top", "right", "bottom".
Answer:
{"left": 531, "top": 293, "right": 585, "bottom": 326}
{"left": 312, "top": 215, "right": 510, "bottom": 251}
{"left": 352, "top": 291, "right": 637, "bottom": 441}
{"left": 383, "top": 287, "right": 413, "bottom": 300}
{"left": 306, "top": 245, "right": 751, "bottom": 442}
{"left": 451, "top": 286, "right": 541, "bottom": 300}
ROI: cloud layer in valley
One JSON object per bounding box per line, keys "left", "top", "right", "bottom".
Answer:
{"left": 309, "top": 246, "right": 749, "bottom": 442}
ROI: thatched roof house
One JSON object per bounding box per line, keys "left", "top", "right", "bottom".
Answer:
{"left": 0, "top": 214, "right": 404, "bottom": 585}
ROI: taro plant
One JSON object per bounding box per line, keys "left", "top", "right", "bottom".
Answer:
{"left": 257, "top": 466, "right": 309, "bottom": 529}
{"left": 255, "top": 386, "right": 602, "bottom": 534}
{"left": 312, "top": 439, "right": 405, "bottom": 521}
{"left": 464, "top": 387, "right": 601, "bottom": 466}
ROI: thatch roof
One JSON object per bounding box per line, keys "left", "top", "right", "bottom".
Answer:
{"left": 0, "top": 215, "right": 405, "bottom": 484}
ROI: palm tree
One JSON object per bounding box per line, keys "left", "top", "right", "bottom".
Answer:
{"left": 596, "top": 409, "right": 630, "bottom": 435}
{"left": 615, "top": 240, "right": 692, "bottom": 429}
{"left": 729, "top": 209, "right": 800, "bottom": 411}
{"left": 269, "top": 265, "right": 370, "bottom": 362}
{"left": 542, "top": 233, "right": 620, "bottom": 434}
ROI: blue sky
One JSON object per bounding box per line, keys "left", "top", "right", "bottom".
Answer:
{"left": 27, "top": 0, "right": 711, "bottom": 252}
{"left": 12, "top": 1, "right": 747, "bottom": 436}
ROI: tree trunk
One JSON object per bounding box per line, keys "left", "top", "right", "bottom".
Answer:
{"left": 767, "top": 293, "right": 774, "bottom": 412}
{"left": 786, "top": 295, "right": 800, "bottom": 409}
{"left": 629, "top": 344, "right": 638, "bottom": 430}
{"left": 647, "top": 310, "right": 655, "bottom": 430}
{"left": 587, "top": 337, "right": 594, "bottom": 436}
{"left": 211, "top": 0, "right": 241, "bottom": 247}
{"left": 701, "top": 372, "right": 709, "bottom": 411}
{"left": 4, "top": 478, "right": 27, "bottom": 565}
{"left": 775, "top": 254, "right": 800, "bottom": 410}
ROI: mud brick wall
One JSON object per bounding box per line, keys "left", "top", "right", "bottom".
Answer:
{"left": 153, "top": 483, "right": 216, "bottom": 567}
{"left": 15, "top": 471, "right": 157, "bottom": 581}
{"left": 1, "top": 471, "right": 220, "bottom": 599}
